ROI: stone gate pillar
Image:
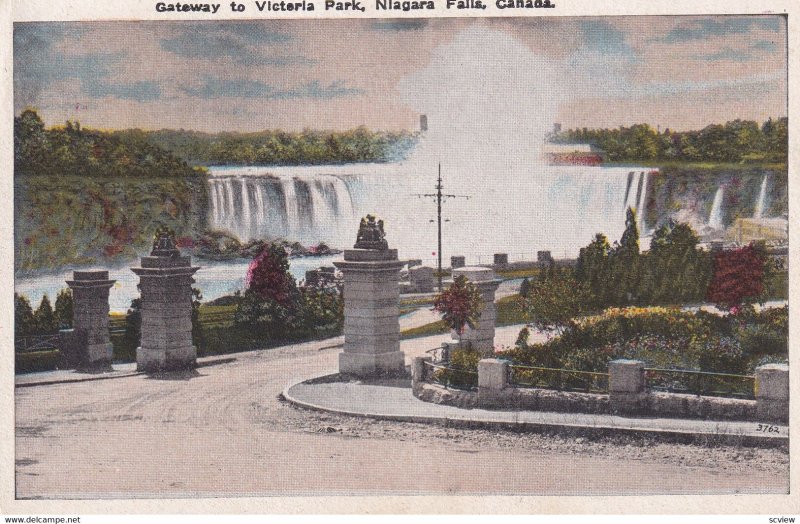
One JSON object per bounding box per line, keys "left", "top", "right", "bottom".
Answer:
{"left": 131, "top": 227, "right": 200, "bottom": 372}
{"left": 452, "top": 266, "right": 502, "bottom": 355}
{"left": 334, "top": 215, "right": 406, "bottom": 376}
{"left": 65, "top": 270, "right": 116, "bottom": 369}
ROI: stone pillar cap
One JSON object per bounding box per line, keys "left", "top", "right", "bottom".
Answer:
{"left": 453, "top": 266, "right": 496, "bottom": 281}
{"left": 73, "top": 270, "right": 110, "bottom": 280}
{"left": 66, "top": 270, "right": 116, "bottom": 287}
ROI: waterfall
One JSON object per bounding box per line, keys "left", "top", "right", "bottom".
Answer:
{"left": 282, "top": 178, "right": 301, "bottom": 235}
{"left": 332, "top": 176, "right": 354, "bottom": 217}
{"left": 753, "top": 174, "right": 769, "bottom": 219}
{"left": 254, "top": 184, "right": 266, "bottom": 239}
{"left": 708, "top": 186, "right": 725, "bottom": 230}
{"left": 240, "top": 179, "right": 252, "bottom": 240}
{"left": 206, "top": 164, "right": 656, "bottom": 259}
{"left": 622, "top": 171, "right": 635, "bottom": 209}
{"left": 223, "top": 178, "right": 236, "bottom": 232}
{"left": 636, "top": 171, "right": 649, "bottom": 232}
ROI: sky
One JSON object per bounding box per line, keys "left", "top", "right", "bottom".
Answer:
{"left": 13, "top": 15, "right": 788, "bottom": 133}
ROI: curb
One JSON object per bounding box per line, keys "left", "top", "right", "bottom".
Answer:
{"left": 283, "top": 376, "right": 789, "bottom": 448}
{"left": 14, "top": 355, "right": 240, "bottom": 389}
{"left": 15, "top": 371, "right": 144, "bottom": 388}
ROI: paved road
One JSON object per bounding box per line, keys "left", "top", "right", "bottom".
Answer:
{"left": 15, "top": 327, "right": 789, "bottom": 499}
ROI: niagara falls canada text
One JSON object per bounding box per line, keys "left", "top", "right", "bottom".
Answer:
{"left": 154, "top": 0, "right": 554, "bottom": 12}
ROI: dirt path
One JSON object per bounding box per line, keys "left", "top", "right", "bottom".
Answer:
{"left": 15, "top": 334, "right": 788, "bottom": 499}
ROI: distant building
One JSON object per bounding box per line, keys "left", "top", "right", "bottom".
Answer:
{"left": 541, "top": 143, "right": 605, "bottom": 166}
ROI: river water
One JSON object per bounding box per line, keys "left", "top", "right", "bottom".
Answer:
{"left": 15, "top": 256, "right": 338, "bottom": 313}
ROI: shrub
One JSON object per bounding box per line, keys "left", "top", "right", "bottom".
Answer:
{"left": 246, "top": 243, "right": 297, "bottom": 306}
{"left": 523, "top": 269, "right": 591, "bottom": 336}
{"left": 16, "top": 350, "right": 60, "bottom": 374}
{"left": 707, "top": 244, "right": 766, "bottom": 311}
{"left": 433, "top": 275, "right": 483, "bottom": 340}
{"left": 694, "top": 336, "right": 749, "bottom": 374}
{"left": 433, "top": 347, "right": 480, "bottom": 389}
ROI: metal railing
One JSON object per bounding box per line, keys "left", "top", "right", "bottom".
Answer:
{"left": 423, "top": 360, "right": 478, "bottom": 391}
{"left": 644, "top": 368, "right": 755, "bottom": 400}
{"left": 508, "top": 364, "right": 609, "bottom": 393}
{"left": 14, "top": 334, "right": 61, "bottom": 353}
{"left": 424, "top": 346, "right": 448, "bottom": 364}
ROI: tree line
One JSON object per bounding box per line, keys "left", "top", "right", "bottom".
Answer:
{"left": 14, "top": 290, "right": 73, "bottom": 338}
{"left": 112, "top": 127, "right": 419, "bottom": 166}
{"left": 14, "top": 109, "right": 202, "bottom": 179}
{"left": 519, "top": 208, "right": 779, "bottom": 336}
{"left": 553, "top": 118, "right": 788, "bottom": 164}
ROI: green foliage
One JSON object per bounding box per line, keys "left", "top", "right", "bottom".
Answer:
{"left": 112, "top": 126, "right": 419, "bottom": 166}
{"left": 15, "top": 293, "right": 36, "bottom": 337}
{"left": 229, "top": 243, "right": 344, "bottom": 350}
{"left": 523, "top": 268, "right": 591, "bottom": 335}
{"left": 433, "top": 347, "right": 481, "bottom": 389}
{"left": 607, "top": 208, "right": 642, "bottom": 305}
{"left": 16, "top": 350, "right": 61, "bottom": 374}
{"left": 14, "top": 110, "right": 208, "bottom": 272}
{"left": 191, "top": 288, "right": 204, "bottom": 351}
{"left": 575, "top": 218, "right": 714, "bottom": 308}
{"left": 433, "top": 275, "right": 483, "bottom": 338}
{"left": 33, "top": 295, "right": 57, "bottom": 335}
{"left": 506, "top": 306, "right": 787, "bottom": 375}
{"left": 246, "top": 244, "right": 297, "bottom": 305}
{"left": 54, "top": 288, "right": 73, "bottom": 330}
{"left": 575, "top": 233, "right": 612, "bottom": 309}
{"left": 15, "top": 110, "right": 200, "bottom": 179}
{"left": 519, "top": 277, "right": 531, "bottom": 298}
{"left": 639, "top": 221, "right": 712, "bottom": 305}
{"left": 554, "top": 117, "right": 788, "bottom": 164}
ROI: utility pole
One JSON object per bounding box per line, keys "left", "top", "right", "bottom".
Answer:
{"left": 414, "top": 164, "right": 470, "bottom": 291}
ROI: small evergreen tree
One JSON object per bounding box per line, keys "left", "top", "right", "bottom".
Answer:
{"left": 54, "top": 288, "right": 73, "bottom": 330}
{"left": 14, "top": 293, "right": 36, "bottom": 338}
{"left": 33, "top": 295, "right": 57, "bottom": 334}
{"left": 519, "top": 277, "right": 531, "bottom": 298}
{"left": 607, "top": 207, "right": 641, "bottom": 305}
{"left": 640, "top": 221, "right": 711, "bottom": 305}
{"left": 575, "top": 233, "right": 612, "bottom": 309}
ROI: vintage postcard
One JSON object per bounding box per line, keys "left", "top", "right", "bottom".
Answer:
{"left": 1, "top": 0, "right": 798, "bottom": 516}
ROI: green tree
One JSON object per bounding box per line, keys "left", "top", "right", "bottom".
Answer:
{"left": 234, "top": 244, "right": 301, "bottom": 343}
{"left": 638, "top": 221, "right": 711, "bottom": 304}
{"left": 607, "top": 208, "right": 641, "bottom": 305}
{"left": 523, "top": 269, "right": 591, "bottom": 337}
{"left": 54, "top": 288, "right": 73, "bottom": 330}
{"left": 433, "top": 275, "right": 483, "bottom": 342}
{"left": 575, "top": 233, "right": 612, "bottom": 309}
{"left": 14, "top": 293, "right": 36, "bottom": 338}
{"left": 519, "top": 277, "right": 532, "bottom": 298}
{"left": 34, "top": 295, "right": 57, "bottom": 334}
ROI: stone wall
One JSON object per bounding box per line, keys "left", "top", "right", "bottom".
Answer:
{"left": 412, "top": 357, "right": 785, "bottom": 422}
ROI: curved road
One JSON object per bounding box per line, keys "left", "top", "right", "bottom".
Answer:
{"left": 15, "top": 327, "right": 789, "bottom": 499}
